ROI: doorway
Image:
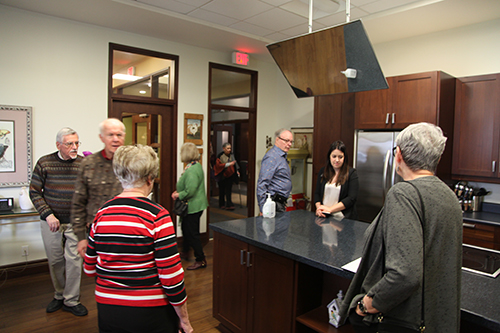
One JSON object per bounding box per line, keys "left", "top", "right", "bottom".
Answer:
{"left": 108, "top": 43, "right": 179, "bottom": 213}
{"left": 208, "top": 63, "right": 258, "bottom": 225}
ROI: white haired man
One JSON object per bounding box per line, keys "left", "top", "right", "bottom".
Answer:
{"left": 71, "top": 118, "right": 125, "bottom": 259}
{"left": 30, "top": 127, "right": 88, "bottom": 316}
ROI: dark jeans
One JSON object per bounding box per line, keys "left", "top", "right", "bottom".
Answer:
{"left": 181, "top": 211, "right": 205, "bottom": 262}
{"left": 97, "top": 303, "right": 178, "bottom": 333}
{"left": 218, "top": 177, "right": 233, "bottom": 207}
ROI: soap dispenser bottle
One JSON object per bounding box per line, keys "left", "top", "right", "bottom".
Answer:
{"left": 262, "top": 193, "right": 275, "bottom": 218}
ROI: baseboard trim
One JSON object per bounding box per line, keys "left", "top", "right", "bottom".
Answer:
{"left": 0, "top": 259, "right": 49, "bottom": 279}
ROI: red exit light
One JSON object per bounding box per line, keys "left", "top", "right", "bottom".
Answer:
{"left": 232, "top": 52, "right": 249, "bottom": 66}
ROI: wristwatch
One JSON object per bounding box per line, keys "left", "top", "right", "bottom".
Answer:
{"left": 358, "top": 299, "right": 369, "bottom": 315}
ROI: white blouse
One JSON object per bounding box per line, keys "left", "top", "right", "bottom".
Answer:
{"left": 323, "top": 182, "right": 344, "bottom": 218}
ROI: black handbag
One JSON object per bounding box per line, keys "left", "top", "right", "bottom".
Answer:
{"left": 174, "top": 198, "right": 188, "bottom": 217}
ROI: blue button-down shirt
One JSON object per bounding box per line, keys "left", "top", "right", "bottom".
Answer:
{"left": 257, "top": 145, "right": 292, "bottom": 211}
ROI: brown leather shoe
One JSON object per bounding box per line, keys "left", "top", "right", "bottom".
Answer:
{"left": 186, "top": 260, "right": 207, "bottom": 270}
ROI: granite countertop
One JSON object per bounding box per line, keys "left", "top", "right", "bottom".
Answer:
{"left": 210, "top": 210, "right": 500, "bottom": 332}
{"left": 462, "top": 202, "right": 500, "bottom": 226}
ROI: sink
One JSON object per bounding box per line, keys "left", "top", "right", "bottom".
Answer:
{"left": 462, "top": 244, "right": 500, "bottom": 278}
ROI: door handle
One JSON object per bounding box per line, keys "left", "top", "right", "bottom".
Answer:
{"left": 493, "top": 161, "right": 496, "bottom": 173}
{"left": 385, "top": 113, "right": 390, "bottom": 124}
{"left": 240, "top": 250, "right": 246, "bottom": 265}
{"left": 392, "top": 113, "right": 395, "bottom": 124}
{"left": 383, "top": 149, "right": 391, "bottom": 199}
{"left": 463, "top": 223, "right": 476, "bottom": 229}
{"left": 246, "top": 251, "right": 252, "bottom": 267}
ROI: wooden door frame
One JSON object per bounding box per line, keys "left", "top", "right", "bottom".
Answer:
{"left": 109, "top": 101, "right": 177, "bottom": 213}
{"left": 208, "top": 63, "right": 258, "bottom": 220}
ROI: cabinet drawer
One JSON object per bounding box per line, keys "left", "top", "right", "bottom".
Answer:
{"left": 463, "top": 221, "right": 495, "bottom": 249}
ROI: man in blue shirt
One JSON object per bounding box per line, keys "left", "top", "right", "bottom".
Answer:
{"left": 257, "top": 128, "right": 293, "bottom": 213}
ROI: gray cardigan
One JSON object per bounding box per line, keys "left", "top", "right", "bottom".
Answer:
{"left": 340, "top": 177, "right": 462, "bottom": 333}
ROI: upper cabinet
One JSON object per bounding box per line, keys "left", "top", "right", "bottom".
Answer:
{"left": 355, "top": 71, "right": 456, "bottom": 130}
{"left": 452, "top": 74, "right": 500, "bottom": 181}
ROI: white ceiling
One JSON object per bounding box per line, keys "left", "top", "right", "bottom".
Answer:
{"left": 1, "top": 0, "right": 500, "bottom": 62}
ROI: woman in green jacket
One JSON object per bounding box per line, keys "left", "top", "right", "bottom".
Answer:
{"left": 172, "top": 142, "right": 209, "bottom": 270}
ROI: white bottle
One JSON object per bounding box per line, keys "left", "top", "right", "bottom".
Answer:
{"left": 262, "top": 193, "right": 275, "bottom": 218}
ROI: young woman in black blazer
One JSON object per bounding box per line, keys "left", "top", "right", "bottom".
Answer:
{"left": 314, "top": 141, "right": 359, "bottom": 219}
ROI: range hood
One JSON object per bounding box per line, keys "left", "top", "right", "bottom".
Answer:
{"left": 267, "top": 19, "right": 388, "bottom": 98}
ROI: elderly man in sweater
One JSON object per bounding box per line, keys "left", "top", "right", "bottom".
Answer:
{"left": 30, "top": 127, "right": 88, "bottom": 316}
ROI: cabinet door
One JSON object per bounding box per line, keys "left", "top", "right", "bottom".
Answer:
{"left": 452, "top": 74, "right": 500, "bottom": 178}
{"left": 213, "top": 233, "right": 249, "bottom": 333}
{"left": 246, "top": 245, "right": 295, "bottom": 333}
{"left": 354, "top": 77, "right": 393, "bottom": 129}
{"left": 391, "top": 71, "right": 439, "bottom": 128}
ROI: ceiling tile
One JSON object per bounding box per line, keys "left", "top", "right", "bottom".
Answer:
{"left": 188, "top": 8, "right": 239, "bottom": 26}
{"left": 360, "top": 0, "right": 418, "bottom": 14}
{"left": 201, "top": 0, "right": 274, "bottom": 20}
{"left": 138, "top": 0, "right": 196, "bottom": 14}
{"left": 280, "top": 0, "right": 340, "bottom": 19}
{"left": 265, "top": 31, "right": 293, "bottom": 41}
{"left": 229, "top": 21, "right": 274, "bottom": 36}
{"left": 246, "top": 7, "right": 307, "bottom": 31}
{"left": 315, "top": 7, "right": 369, "bottom": 26}
{"left": 261, "top": 0, "right": 292, "bottom": 6}
{"left": 175, "top": 0, "right": 212, "bottom": 6}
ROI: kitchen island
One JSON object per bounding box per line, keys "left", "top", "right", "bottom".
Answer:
{"left": 210, "top": 210, "right": 500, "bottom": 333}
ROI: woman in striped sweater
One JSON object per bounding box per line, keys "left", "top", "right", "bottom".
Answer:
{"left": 84, "top": 145, "right": 193, "bottom": 333}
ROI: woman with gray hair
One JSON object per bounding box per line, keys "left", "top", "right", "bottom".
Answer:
{"left": 84, "top": 145, "right": 193, "bottom": 333}
{"left": 340, "top": 123, "right": 462, "bottom": 333}
{"left": 172, "top": 142, "right": 209, "bottom": 270}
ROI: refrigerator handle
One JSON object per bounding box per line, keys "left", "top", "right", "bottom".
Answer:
{"left": 383, "top": 149, "right": 391, "bottom": 196}
{"left": 391, "top": 152, "right": 397, "bottom": 187}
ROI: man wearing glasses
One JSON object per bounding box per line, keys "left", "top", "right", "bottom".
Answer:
{"left": 257, "top": 128, "right": 294, "bottom": 213}
{"left": 30, "top": 127, "right": 88, "bottom": 316}
{"left": 71, "top": 118, "right": 125, "bottom": 260}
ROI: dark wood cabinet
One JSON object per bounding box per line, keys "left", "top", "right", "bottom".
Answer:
{"left": 354, "top": 71, "right": 456, "bottom": 130}
{"left": 452, "top": 74, "right": 500, "bottom": 181}
{"left": 213, "top": 232, "right": 295, "bottom": 333}
{"left": 354, "top": 76, "right": 393, "bottom": 129}
{"left": 463, "top": 220, "right": 500, "bottom": 250}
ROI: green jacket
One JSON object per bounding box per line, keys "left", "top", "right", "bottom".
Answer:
{"left": 176, "top": 162, "right": 208, "bottom": 214}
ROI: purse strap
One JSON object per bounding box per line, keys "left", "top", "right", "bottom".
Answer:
{"left": 404, "top": 181, "right": 426, "bottom": 333}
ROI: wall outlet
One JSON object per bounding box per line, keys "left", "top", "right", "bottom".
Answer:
{"left": 22, "top": 245, "right": 29, "bottom": 257}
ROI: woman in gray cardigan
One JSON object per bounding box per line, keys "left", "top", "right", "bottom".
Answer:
{"left": 340, "top": 123, "right": 462, "bottom": 333}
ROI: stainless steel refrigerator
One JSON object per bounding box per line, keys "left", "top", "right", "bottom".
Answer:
{"left": 353, "top": 130, "right": 402, "bottom": 222}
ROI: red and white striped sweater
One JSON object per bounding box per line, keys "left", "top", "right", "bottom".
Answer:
{"left": 84, "top": 196, "right": 187, "bottom": 307}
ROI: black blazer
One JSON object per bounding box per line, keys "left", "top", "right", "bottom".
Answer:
{"left": 314, "top": 167, "right": 359, "bottom": 220}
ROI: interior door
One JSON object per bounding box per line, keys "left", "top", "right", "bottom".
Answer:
{"left": 110, "top": 100, "right": 176, "bottom": 213}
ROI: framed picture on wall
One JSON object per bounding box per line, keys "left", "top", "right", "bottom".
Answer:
{"left": 184, "top": 113, "right": 203, "bottom": 145}
{"left": 291, "top": 127, "right": 313, "bottom": 162}
{"left": 0, "top": 105, "right": 33, "bottom": 187}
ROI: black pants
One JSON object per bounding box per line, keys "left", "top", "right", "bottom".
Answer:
{"left": 218, "top": 177, "right": 233, "bottom": 208}
{"left": 97, "top": 303, "right": 178, "bottom": 333}
{"left": 181, "top": 211, "right": 205, "bottom": 262}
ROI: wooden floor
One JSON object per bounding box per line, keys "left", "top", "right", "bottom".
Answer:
{"left": 0, "top": 240, "right": 221, "bottom": 333}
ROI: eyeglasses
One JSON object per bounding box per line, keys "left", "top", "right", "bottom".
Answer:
{"left": 278, "top": 137, "right": 294, "bottom": 145}
{"left": 392, "top": 146, "right": 398, "bottom": 157}
{"left": 62, "top": 141, "right": 81, "bottom": 147}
